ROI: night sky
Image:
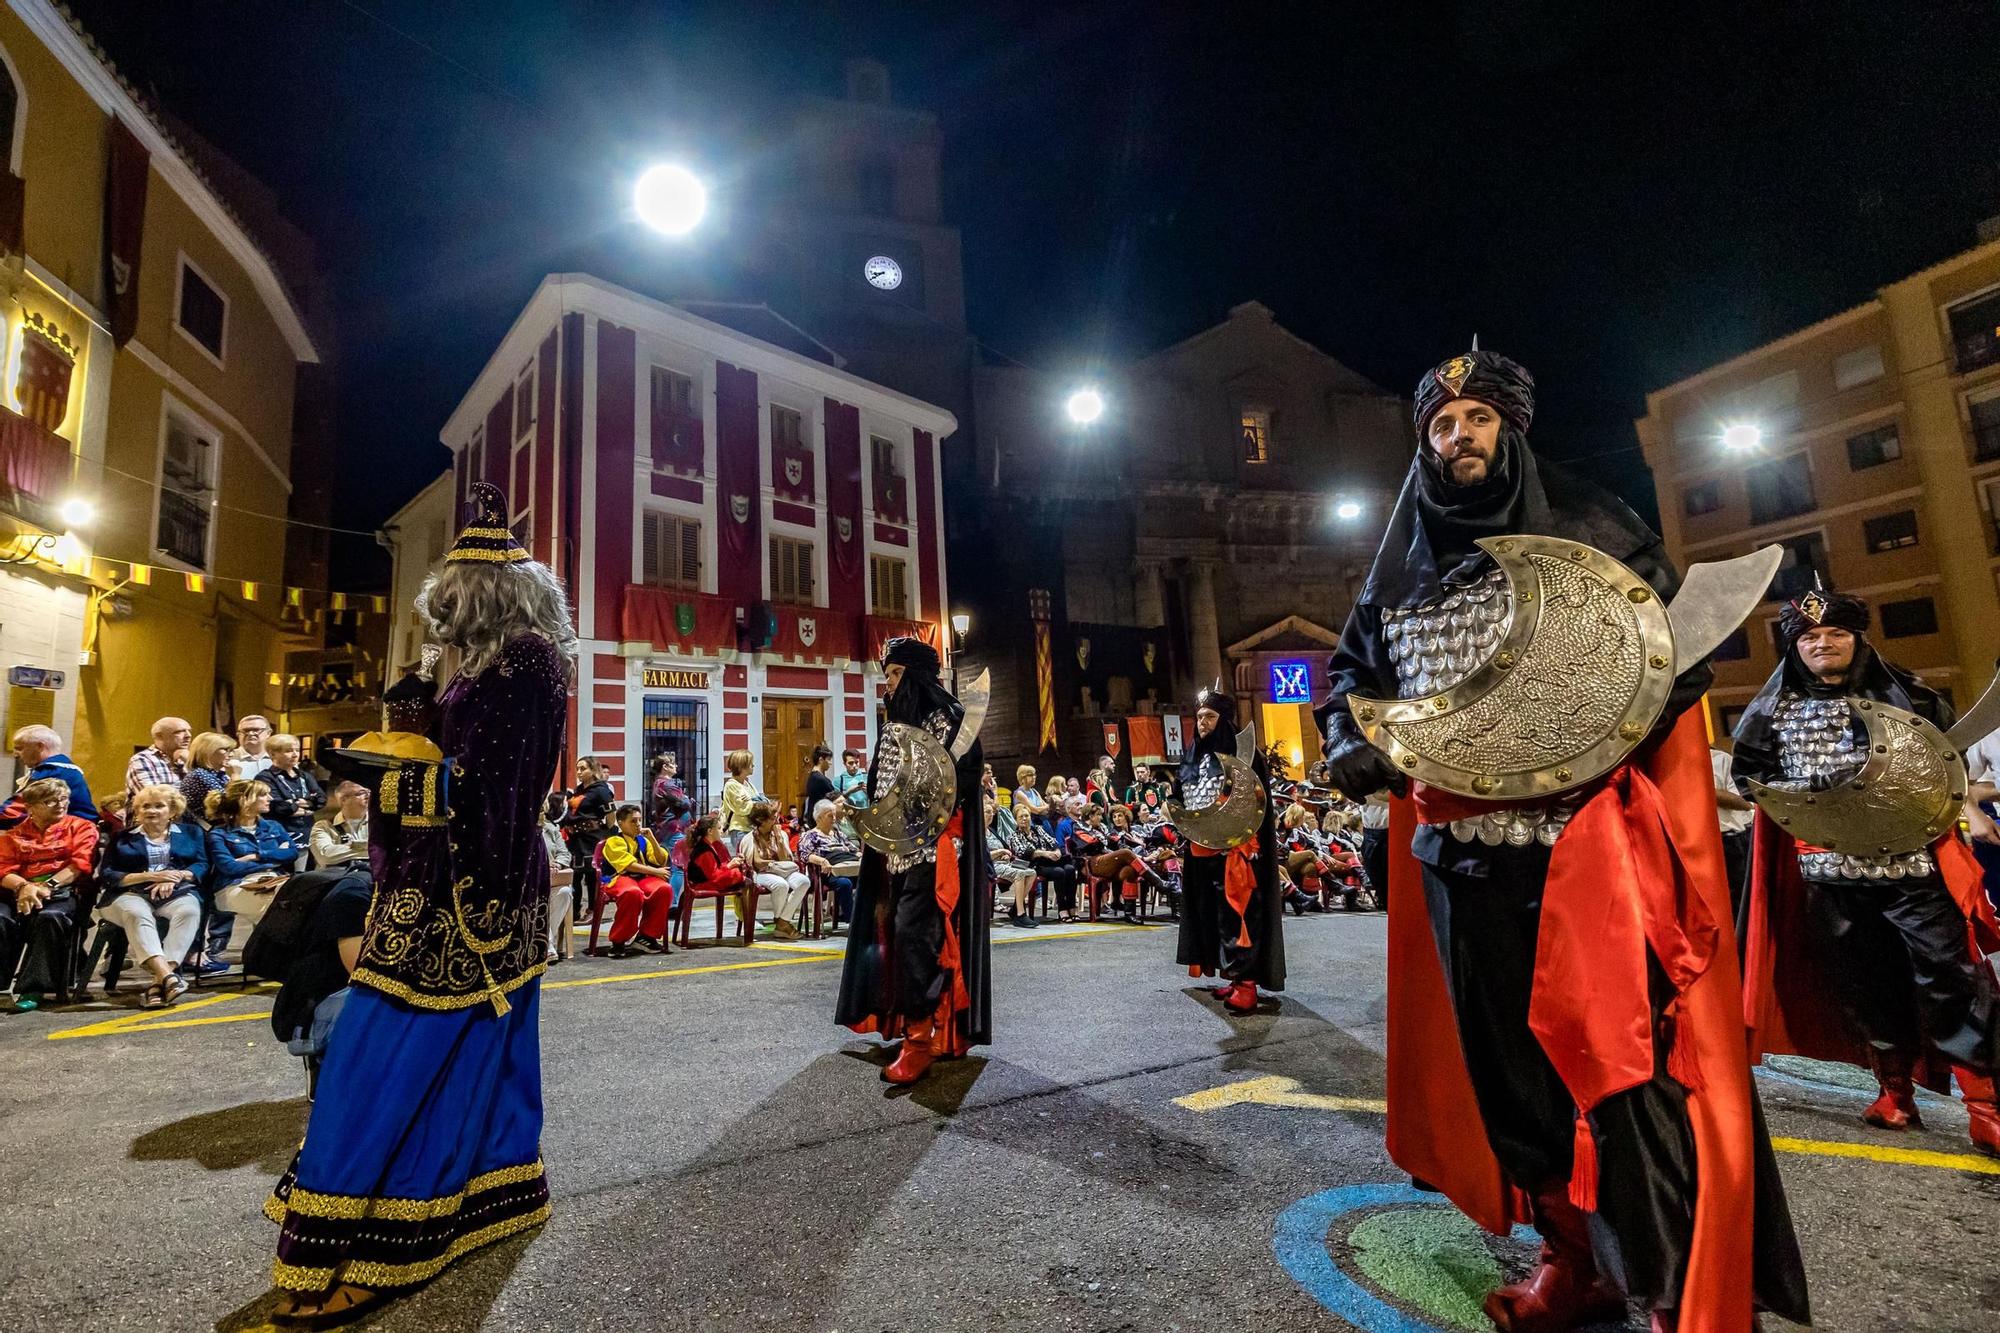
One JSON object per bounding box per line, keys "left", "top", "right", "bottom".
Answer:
{"left": 64, "top": 0, "right": 2000, "bottom": 580}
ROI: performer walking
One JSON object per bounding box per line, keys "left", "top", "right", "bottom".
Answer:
{"left": 1320, "top": 350, "right": 1808, "bottom": 1331}
{"left": 266, "top": 484, "right": 571, "bottom": 1323}
{"left": 1174, "top": 683, "right": 1283, "bottom": 1014}
{"left": 836, "top": 637, "right": 992, "bottom": 1086}
{"left": 1732, "top": 588, "right": 2000, "bottom": 1154}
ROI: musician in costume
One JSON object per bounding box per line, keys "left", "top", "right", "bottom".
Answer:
{"left": 1173, "top": 684, "right": 1284, "bottom": 1015}
{"left": 835, "top": 637, "right": 992, "bottom": 1086}
{"left": 1732, "top": 588, "right": 2000, "bottom": 1154}
{"left": 266, "top": 484, "right": 572, "bottom": 1322}
{"left": 1320, "top": 350, "right": 1808, "bottom": 1332}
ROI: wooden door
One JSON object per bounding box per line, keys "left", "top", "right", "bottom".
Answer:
{"left": 760, "top": 698, "right": 824, "bottom": 820}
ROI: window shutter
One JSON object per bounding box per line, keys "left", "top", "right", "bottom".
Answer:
{"left": 644, "top": 512, "right": 661, "bottom": 583}
{"left": 679, "top": 517, "right": 700, "bottom": 584}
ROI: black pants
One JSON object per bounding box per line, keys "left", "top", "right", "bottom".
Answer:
{"left": 1803, "top": 871, "right": 1999, "bottom": 1074}
{"left": 1361, "top": 827, "right": 1390, "bottom": 911}
{"left": 890, "top": 861, "right": 946, "bottom": 1021}
{"left": 0, "top": 894, "right": 78, "bottom": 996}
{"left": 1177, "top": 853, "right": 1264, "bottom": 982}
{"left": 1720, "top": 830, "right": 1751, "bottom": 960}
{"left": 1039, "top": 863, "right": 1077, "bottom": 912}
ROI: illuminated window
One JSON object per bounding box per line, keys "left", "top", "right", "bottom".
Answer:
{"left": 1240, "top": 408, "right": 1270, "bottom": 463}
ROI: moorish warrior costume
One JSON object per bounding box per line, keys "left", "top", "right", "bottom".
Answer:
{"left": 835, "top": 636, "right": 992, "bottom": 1085}
{"left": 1320, "top": 351, "right": 1808, "bottom": 1332}
{"left": 1174, "top": 684, "right": 1283, "bottom": 1012}
{"left": 267, "top": 484, "right": 566, "bottom": 1296}
{"left": 1733, "top": 588, "right": 2000, "bottom": 1153}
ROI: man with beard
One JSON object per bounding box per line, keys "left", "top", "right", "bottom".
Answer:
{"left": 1175, "top": 683, "right": 1283, "bottom": 1014}
{"left": 1319, "top": 350, "right": 1808, "bottom": 1332}
{"left": 1732, "top": 589, "right": 2000, "bottom": 1154}
{"left": 835, "top": 637, "right": 992, "bottom": 1086}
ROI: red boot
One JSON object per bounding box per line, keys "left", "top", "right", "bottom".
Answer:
{"left": 1220, "top": 980, "right": 1258, "bottom": 1014}
{"left": 1955, "top": 1066, "right": 2000, "bottom": 1157}
{"left": 1863, "top": 1048, "right": 1922, "bottom": 1130}
{"left": 1483, "top": 1188, "right": 1625, "bottom": 1333}
{"left": 883, "top": 1019, "right": 936, "bottom": 1085}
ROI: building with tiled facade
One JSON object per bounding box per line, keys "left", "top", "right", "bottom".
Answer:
{"left": 1636, "top": 232, "right": 2000, "bottom": 732}
{"left": 431, "top": 274, "right": 955, "bottom": 817}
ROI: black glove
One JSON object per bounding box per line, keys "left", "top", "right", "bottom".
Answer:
{"left": 1321, "top": 713, "right": 1406, "bottom": 800}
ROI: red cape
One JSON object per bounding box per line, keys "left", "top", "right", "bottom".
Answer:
{"left": 1741, "top": 811, "right": 2000, "bottom": 1086}
{"left": 1385, "top": 710, "right": 1760, "bottom": 1333}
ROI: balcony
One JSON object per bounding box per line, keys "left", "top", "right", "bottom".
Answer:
{"left": 0, "top": 404, "right": 74, "bottom": 520}
{"left": 621, "top": 585, "right": 738, "bottom": 655}
{"left": 873, "top": 471, "right": 908, "bottom": 526}
{"left": 156, "top": 489, "right": 211, "bottom": 568}
{"left": 650, "top": 406, "right": 704, "bottom": 475}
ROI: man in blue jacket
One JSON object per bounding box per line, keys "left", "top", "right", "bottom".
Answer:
{"left": 4, "top": 726, "right": 95, "bottom": 830}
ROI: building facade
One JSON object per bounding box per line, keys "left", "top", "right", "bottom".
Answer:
{"left": 1636, "top": 234, "right": 2000, "bottom": 732}
{"left": 957, "top": 302, "right": 1410, "bottom": 781}
{"left": 0, "top": 0, "right": 321, "bottom": 795}
{"left": 436, "top": 274, "right": 956, "bottom": 817}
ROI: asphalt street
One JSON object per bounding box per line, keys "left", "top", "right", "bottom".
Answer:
{"left": 3, "top": 910, "right": 1996, "bottom": 1333}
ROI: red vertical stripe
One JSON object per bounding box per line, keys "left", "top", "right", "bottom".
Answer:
{"left": 825, "top": 398, "right": 864, "bottom": 621}
{"left": 715, "top": 362, "right": 763, "bottom": 612}
{"left": 913, "top": 427, "right": 941, "bottom": 632}
{"left": 595, "top": 322, "right": 637, "bottom": 636}
{"left": 534, "top": 329, "right": 559, "bottom": 564}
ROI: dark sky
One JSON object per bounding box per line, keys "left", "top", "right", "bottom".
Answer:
{"left": 66, "top": 0, "right": 2000, "bottom": 578}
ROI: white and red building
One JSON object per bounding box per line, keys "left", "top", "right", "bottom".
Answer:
{"left": 432, "top": 273, "right": 957, "bottom": 815}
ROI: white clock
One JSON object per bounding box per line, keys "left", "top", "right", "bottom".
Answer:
{"left": 864, "top": 255, "right": 903, "bottom": 290}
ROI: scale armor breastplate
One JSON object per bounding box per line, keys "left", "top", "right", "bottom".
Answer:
{"left": 882, "top": 706, "right": 956, "bottom": 874}
{"left": 1184, "top": 753, "right": 1225, "bottom": 810}
{"left": 1383, "top": 566, "right": 1578, "bottom": 848}
{"left": 1770, "top": 691, "right": 1934, "bottom": 881}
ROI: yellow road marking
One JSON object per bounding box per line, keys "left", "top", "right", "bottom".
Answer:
{"left": 41, "top": 923, "right": 1148, "bottom": 1040}
{"left": 1179, "top": 1076, "right": 2000, "bottom": 1175}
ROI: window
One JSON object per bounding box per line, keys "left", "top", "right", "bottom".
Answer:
{"left": 1948, "top": 288, "right": 2000, "bottom": 374}
{"left": 157, "top": 407, "right": 217, "bottom": 569}
{"left": 1862, "top": 509, "right": 1919, "bottom": 553}
{"left": 1712, "top": 626, "right": 1750, "bottom": 662}
{"left": 870, "top": 433, "right": 899, "bottom": 479}
{"left": 771, "top": 403, "right": 804, "bottom": 451}
{"left": 1240, "top": 407, "right": 1270, "bottom": 463}
{"left": 174, "top": 257, "right": 226, "bottom": 364}
{"left": 653, "top": 366, "right": 694, "bottom": 415}
{"left": 1768, "top": 531, "right": 1829, "bottom": 602}
{"left": 768, "top": 534, "right": 816, "bottom": 605}
{"left": 869, "top": 554, "right": 910, "bottom": 617}
{"left": 1971, "top": 394, "right": 2000, "bottom": 463}
{"left": 1746, "top": 452, "right": 1815, "bottom": 526}
{"left": 641, "top": 510, "right": 701, "bottom": 590}
{"left": 1845, "top": 424, "right": 1901, "bottom": 470}
{"left": 464, "top": 427, "right": 485, "bottom": 489}
{"left": 1879, "top": 597, "right": 1938, "bottom": 639}
{"left": 1683, "top": 479, "right": 1724, "bottom": 517}
{"left": 1832, "top": 344, "right": 1885, "bottom": 390}
{"left": 0, "top": 55, "right": 18, "bottom": 175}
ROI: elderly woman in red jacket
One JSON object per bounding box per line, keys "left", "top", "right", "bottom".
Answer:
{"left": 0, "top": 777, "right": 100, "bottom": 1011}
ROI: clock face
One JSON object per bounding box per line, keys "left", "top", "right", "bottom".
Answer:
{"left": 864, "top": 255, "right": 903, "bottom": 290}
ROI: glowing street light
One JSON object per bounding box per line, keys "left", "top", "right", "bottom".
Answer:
{"left": 58, "top": 498, "right": 94, "bottom": 527}
{"left": 1720, "top": 422, "right": 1763, "bottom": 453}
{"left": 634, "top": 163, "right": 708, "bottom": 237}
{"left": 1065, "top": 387, "right": 1105, "bottom": 425}
{"left": 1333, "top": 498, "right": 1363, "bottom": 522}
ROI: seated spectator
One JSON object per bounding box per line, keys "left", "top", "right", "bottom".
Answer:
{"left": 1011, "top": 764, "right": 1049, "bottom": 830}
{"left": 262, "top": 733, "right": 325, "bottom": 848}
{"left": 1054, "top": 793, "right": 1082, "bottom": 847}
{"left": 1019, "top": 809, "right": 1074, "bottom": 922}
{"left": 3, "top": 725, "right": 96, "bottom": 829}
{"left": 684, "top": 812, "right": 750, "bottom": 925}
{"left": 797, "top": 798, "right": 861, "bottom": 927}
{"left": 267, "top": 870, "right": 371, "bottom": 1056}
{"left": 540, "top": 793, "right": 574, "bottom": 962}
{"left": 599, "top": 804, "right": 673, "bottom": 957}
{"left": 1069, "top": 803, "right": 1148, "bottom": 923}
{"left": 744, "top": 799, "right": 810, "bottom": 939}
{"left": 985, "top": 796, "right": 1040, "bottom": 929}
{"left": 97, "top": 792, "right": 129, "bottom": 840}
{"left": 308, "top": 782, "right": 370, "bottom": 870}
{"left": 126, "top": 716, "right": 192, "bottom": 802}
{"left": 178, "top": 731, "right": 237, "bottom": 825}
{"left": 204, "top": 780, "right": 299, "bottom": 970}
{"left": 0, "top": 778, "right": 99, "bottom": 1010}
{"left": 96, "top": 783, "right": 207, "bottom": 1009}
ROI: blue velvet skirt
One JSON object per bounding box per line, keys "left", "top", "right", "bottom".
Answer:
{"left": 266, "top": 980, "right": 549, "bottom": 1293}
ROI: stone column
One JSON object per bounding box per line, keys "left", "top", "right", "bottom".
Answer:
{"left": 1186, "top": 559, "right": 1224, "bottom": 690}
{"left": 1132, "top": 560, "right": 1166, "bottom": 627}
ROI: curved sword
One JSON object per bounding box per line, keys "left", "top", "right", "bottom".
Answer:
{"left": 1668, "top": 543, "right": 1785, "bottom": 675}
{"left": 949, "top": 668, "right": 991, "bottom": 760}
{"left": 1946, "top": 670, "right": 2000, "bottom": 752}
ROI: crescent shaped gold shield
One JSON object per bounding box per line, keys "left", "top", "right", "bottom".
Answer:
{"left": 1165, "top": 753, "right": 1265, "bottom": 850}
{"left": 847, "top": 722, "right": 956, "bottom": 857}
{"left": 1346, "top": 535, "right": 1676, "bottom": 800}
{"left": 1744, "top": 700, "right": 1968, "bottom": 857}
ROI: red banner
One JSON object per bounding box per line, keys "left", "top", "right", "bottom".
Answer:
{"left": 773, "top": 443, "right": 814, "bottom": 503}
{"left": 1125, "top": 716, "right": 1165, "bottom": 765}
{"left": 769, "top": 605, "right": 857, "bottom": 663}
{"left": 1101, "top": 721, "right": 1121, "bottom": 759}
{"left": 864, "top": 615, "right": 939, "bottom": 666}
{"left": 651, "top": 405, "right": 703, "bottom": 474}
{"left": 620, "top": 585, "right": 737, "bottom": 654}
{"left": 105, "top": 118, "right": 150, "bottom": 347}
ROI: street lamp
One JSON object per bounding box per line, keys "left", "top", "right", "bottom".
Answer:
{"left": 1720, "top": 421, "right": 1763, "bottom": 453}
{"left": 634, "top": 163, "right": 708, "bottom": 237}
{"left": 1332, "top": 498, "right": 1363, "bottom": 522}
{"left": 58, "top": 498, "right": 94, "bottom": 527}
{"left": 949, "top": 612, "right": 971, "bottom": 693}
{"left": 1065, "top": 387, "right": 1105, "bottom": 425}
{"left": 951, "top": 612, "right": 970, "bottom": 638}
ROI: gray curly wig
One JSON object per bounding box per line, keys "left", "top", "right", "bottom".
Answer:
{"left": 415, "top": 557, "right": 578, "bottom": 682}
